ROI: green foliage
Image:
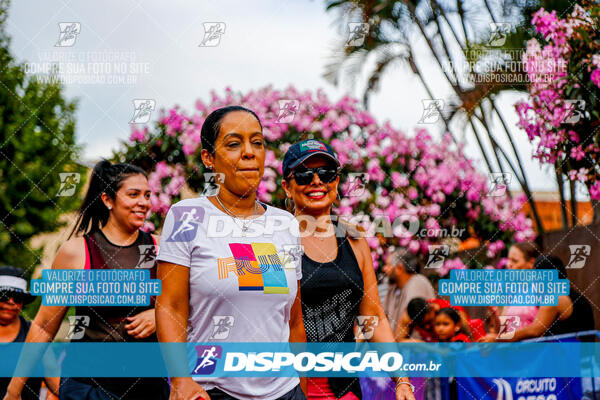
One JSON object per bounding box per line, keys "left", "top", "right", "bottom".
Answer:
{"left": 0, "top": 0, "right": 84, "bottom": 275}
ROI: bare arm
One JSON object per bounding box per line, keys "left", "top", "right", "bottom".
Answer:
{"left": 502, "top": 305, "right": 559, "bottom": 342}
{"left": 5, "top": 238, "right": 85, "bottom": 398}
{"left": 123, "top": 234, "right": 162, "bottom": 339}
{"left": 352, "top": 237, "right": 415, "bottom": 400}
{"left": 156, "top": 261, "right": 209, "bottom": 400}
{"left": 289, "top": 281, "right": 307, "bottom": 395}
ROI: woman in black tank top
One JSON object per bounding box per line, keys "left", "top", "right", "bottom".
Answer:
{"left": 282, "top": 140, "right": 416, "bottom": 400}
{"left": 4, "top": 161, "right": 169, "bottom": 400}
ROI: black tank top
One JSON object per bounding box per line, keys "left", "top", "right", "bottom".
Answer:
{"left": 75, "top": 229, "right": 158, "bottom": 342}
{"left": 544, "top": 287, "right": 595, "bottom": 338}
{"left": 0, "top": 317, "right": 42, "bottom": 400}
{"left": 67, "top": 229, "right": 168, "bottom": 400}
{"left": 300, "top": 222, "right": 364, "bottom": 398}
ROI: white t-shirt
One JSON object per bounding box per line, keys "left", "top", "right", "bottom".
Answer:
{"left": 157, "top": 196, "right": 302, "bottom": 400}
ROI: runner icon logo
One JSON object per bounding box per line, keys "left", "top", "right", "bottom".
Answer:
{"left": 497, "top": 315, "right": 520, "bottom": 340}
{"left": 487, "top": 173, "right": 511, "bottom": 197}
{"left": 57, "top": 173, "right": 81, "bottom": 197}
{"left": 566, "top": 244, "right": 591, "bottom": 269}
{"left": 488, "top": 23, "right": 511, "bottom": 47}
{"left": 275, "top": 100, "right": 299, "bottom": 123}
{"left": 136, "top": 245, "right": 157, "bottom": 269}
{"left": 209, "top": 316, "right": 234, "bottom": 340}
{"left": 166, "top": 206, "right": 205, "bottom": 242}
{"left": 425, "top": 245, "right": 449, "bottom": 269}
{"left": 192, "top": 345, "right": 222, "bottom": 375}
{"left": 199, "top": 23, "right": 226, "bottom": 47}
{"left": 66, "top": 315, "right": 90, "bottom": 340}
{"left": 55, "top": 23, "right": 81, "bottom": 47}
{"left": 129, "top": 99, "right": 156, "bottom": 124}
{"left": 418, "top": 99, "right": 444, "bottom": 124}
{"left": 354, "top": 315, "right": 379, "bottom": 340}
{"left": 345, "top": 173, "right": 369, "bottom": 197}
{"left": 346, "top": 23, "right": 369, "bottom": 47}
{"left": 201, "top": 172, "right": 225, "bottom": 197}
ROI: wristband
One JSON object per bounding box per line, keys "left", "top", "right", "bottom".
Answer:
{"left": 395, "top": 381, "right": 415, "bottom": 392}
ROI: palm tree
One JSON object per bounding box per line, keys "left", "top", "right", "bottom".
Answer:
{"left": 324, "top": 0, "right": 580, "bottom": 232}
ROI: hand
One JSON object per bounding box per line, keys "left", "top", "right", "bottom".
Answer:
{"left": 478, "top": 333, "right": 497, "bottom": 342}
{"left": 170, "top": 378, "right": 210, "bottom": 400}
{"left": 396, "top": 383, "right": 416, "bottom": 400}
{"left": 125, "top": 309, "right": 156, "bottom": 339}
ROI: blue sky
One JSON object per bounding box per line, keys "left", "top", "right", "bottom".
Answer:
{"left": 6, "top": 0, "right": 564, "bottom": 194}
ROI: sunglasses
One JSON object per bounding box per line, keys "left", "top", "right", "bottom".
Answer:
{"left": 289, "top": 167, "right": 339, "bottom": 186}
{"left": 0, "top": 291, "right": 26, "bottom": 303}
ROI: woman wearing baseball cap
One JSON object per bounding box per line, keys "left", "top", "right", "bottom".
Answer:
{"left": 0, "top": 266, "right": 58, "bottom": 400}
{"left": 282, "top": 139, "right": 415, "bottom": 400}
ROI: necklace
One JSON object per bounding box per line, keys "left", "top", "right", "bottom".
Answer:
{"left": 214, "top": 195, "right": 260, "bottom": 237}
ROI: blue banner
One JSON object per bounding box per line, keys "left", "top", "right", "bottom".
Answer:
{"left": 2, "top": 342, "right": 600, "bottom": 378}
{"left": 456, "top": 377, "right": 582, "bottom": 400}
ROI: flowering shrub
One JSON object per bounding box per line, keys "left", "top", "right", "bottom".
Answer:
{"left": 116, "top": 86, "right": 534, "bottom": 274}
{"left": 516, "top": 2, "right": 600, "bottom": 200}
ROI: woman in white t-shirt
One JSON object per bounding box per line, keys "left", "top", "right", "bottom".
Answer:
{"left": 156, "top": 106, "right": 306, "bottom": 400}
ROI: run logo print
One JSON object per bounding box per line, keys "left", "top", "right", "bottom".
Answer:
{"left": 566, "top": 244, "right": 591, "bottom": 269}
{"left": 354, "top": 315, "right": 379, "bottom": 340}
{"left": 199, "top": 22, "right": 226, "bottom": 47}
{"left": 192, "top": 345, "right": 222, "bottom": 375}
{"left": 129, "top": 99, "right": 156, "bottom": 124}
{"left": 218, "top": 243, "right": 289, "bottom": 294}
{"left": 55, "top": 23, "right": 81, "bottom": 47}
{"left": 275, "top": 100, "right": 299, "bottom": 123}
{"left": 346, "top": 23, "right": 369, "bottom": 47}
{"left": 497, "top": 315, "right": 520, "bottom": 340}
{"left": 57, "top": 172, "right": 80, "bottom": 197}
{"left": 66, "top": 315, "right": 90, "bottom": 340}
{"left": 425, "top": 245, "right": 449, "bottom": 269}
{"left": 166, "top": 206, "right": 205, "bottom": 242}
{"left": 209, "top": 316, "right": 234, "bottom": 340}
{"left": 136, "top": 244, "right": 157, "bottom": 269}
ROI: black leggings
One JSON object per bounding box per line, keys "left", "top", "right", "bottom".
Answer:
{"left": 206, "top": 384, "right": 306, "bottom": 400}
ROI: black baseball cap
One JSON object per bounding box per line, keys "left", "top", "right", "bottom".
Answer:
{"left": 282, "top": 139, "right": 340, "bottom": 178}
{"left": 0, "top": 265, "right": 35, "bottom": 304}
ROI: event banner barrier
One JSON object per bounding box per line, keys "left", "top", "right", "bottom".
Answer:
{"left": 3, "top": 342, "right": 599, "bottom": 378}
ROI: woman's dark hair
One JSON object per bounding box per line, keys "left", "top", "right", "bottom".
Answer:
{"left": 407, "top": 297, "right": 430, "bottom": 324}
{"left": 201, "top": 106, "right": 262, "bottom": 154}
{"left": 511, "top": 242, "right": 540, "bottom": 261}
{"left": 534, "top": 254, "right": 567, "bottom": 280}
{"left": 437, "top": 307, "right": 461, "bottom": 324}
{"left": 70, "top": 160, "right": 147, "bottom": 237}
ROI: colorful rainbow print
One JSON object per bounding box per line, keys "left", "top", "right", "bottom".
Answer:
{"left": 218, "top": 243, "right": 289, "bottom": 294}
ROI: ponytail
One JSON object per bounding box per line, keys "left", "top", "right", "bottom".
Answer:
{"left": 70, "top": 160, "right": 147, "bottom": 237}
